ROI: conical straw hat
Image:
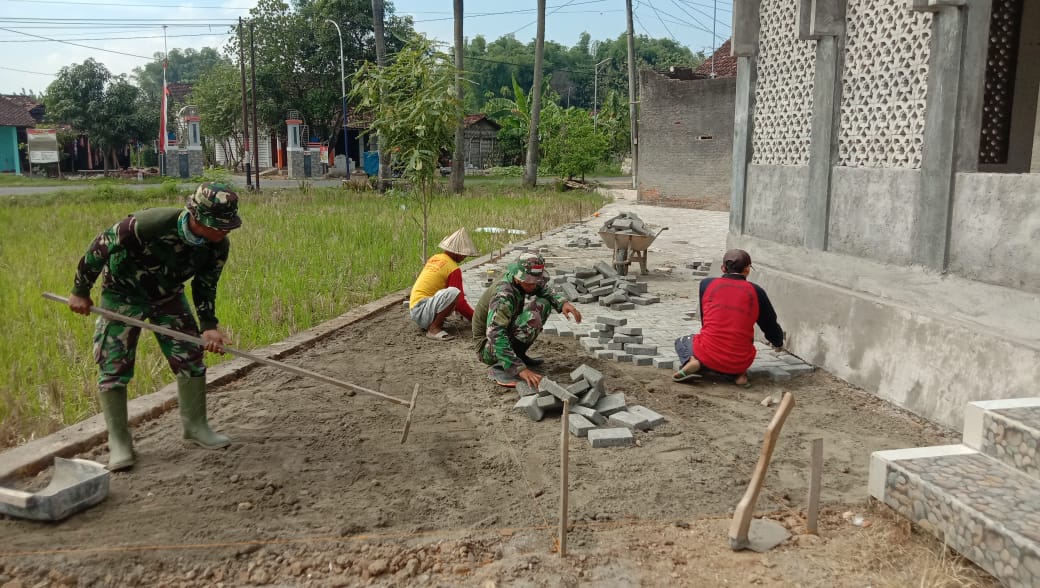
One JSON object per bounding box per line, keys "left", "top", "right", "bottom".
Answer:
{"left": 438, "top": 227, "right": 479, "bottom": 257}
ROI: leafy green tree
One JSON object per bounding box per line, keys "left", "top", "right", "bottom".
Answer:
{"left": 193, "top": 62, "right": 247, "bottom": 170}
{"left": 132, "top": 47, "right": 230, "bottom": 104}
{"left": 595, "top": 89, "right": 630, "bottom": 158}
{"left": 351, "top": 36, "right": 463, "bottom": 264}
{"left": 541, "top": 107, "right": 608, "bottom": 181}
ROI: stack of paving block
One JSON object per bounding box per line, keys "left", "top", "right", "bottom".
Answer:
{"left": 686, "top": 260, "right": 713, "bottom": 278}
{"left": 549, "top": 262, "right": 661, "bottom": 310}
{"left": 601, "top": 212, "right": 653, "bottom": 236}
{"left": 512, "top": 364, "right": 666, "bottom": 448}
{"left": 564, "top": 236, "right": 599, "bottom": 249}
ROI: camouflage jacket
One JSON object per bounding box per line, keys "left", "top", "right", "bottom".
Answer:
{"left": 473, "top": 265, "right": 567, "bottom": 375}
{"left": 71, "top": 208, "right": 230, "bottom": 331}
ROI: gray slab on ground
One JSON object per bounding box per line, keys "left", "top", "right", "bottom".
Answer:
{"left": 588, "top": 428, "right": 634, "bottom": 448}
{"left": 569, "top": 404, "right": 606, "bottom": 425}
{"left": 568, "top": 414, "right": 595, "bottom": 438}
{"left": 595, "top": 393, "right": 627, "bottom": 415}
{"left": 515, "top": 396, "right": 545, "bottom": 422}
{"left": 628, "top": 405, "right": 666, "bottom": 428}
{"left": 608, "top": 411, "right": 651, "bottom": 431}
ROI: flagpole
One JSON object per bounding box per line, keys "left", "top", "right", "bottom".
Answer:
{"left": 160, "top": 25, "right": 168, "bottom": 177}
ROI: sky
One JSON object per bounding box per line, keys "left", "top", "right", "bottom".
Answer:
{"left": 0, "top": 0, "right": 732, "bottom": 95}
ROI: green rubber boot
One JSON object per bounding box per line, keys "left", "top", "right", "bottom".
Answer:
{"left": 98, "top": 387, "right": 135, "bottom": 471}
{"left": 177, "top": 375, "right": 230, "bottom": 449}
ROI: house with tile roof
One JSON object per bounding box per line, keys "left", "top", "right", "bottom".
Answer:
{"left": 0, "top": 95, "right": 38, "bottom": 174}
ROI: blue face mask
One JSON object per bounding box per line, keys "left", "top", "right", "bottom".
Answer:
{"left": 178, "top": 210, "right": 207, "bottom": 246}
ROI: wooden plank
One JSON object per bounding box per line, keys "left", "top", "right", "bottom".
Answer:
{"left": 807, "top": 437, "right": 823, "bottom": 534}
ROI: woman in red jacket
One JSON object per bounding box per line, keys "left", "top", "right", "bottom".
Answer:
{"left": 673, "top": 249, "right": 784, "bottom": 387}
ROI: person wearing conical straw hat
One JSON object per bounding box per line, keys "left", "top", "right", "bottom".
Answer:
{"left": 408, "top": 228, "right": 481, "bottom": 341}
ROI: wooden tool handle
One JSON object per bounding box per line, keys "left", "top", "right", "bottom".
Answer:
{"left": 43, "top": 292, "right": 409, "bottom": 407}
{"left": 728, "top": 392, "right": 795, "bottom": 546}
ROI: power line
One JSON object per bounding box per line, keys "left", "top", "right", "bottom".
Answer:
{"left": 8, "top": 0, "right": 253, "bottom": 8}
{"left": 506, "top": 0, "right": 599, "bottom": 37}
{"left": 669, "top": 0, "right": 730, "bottom": 31}
{"left": 644, "top": 0, "right": 680, "bottom": 44}
{"left": 0, "top": 25, "right": 153, "bottom": 59}
{"left": 0, "top": 31, "right": 234, "bottom": 43}
{"left": 0, "top": 64, "right": 56, "bottom": 76}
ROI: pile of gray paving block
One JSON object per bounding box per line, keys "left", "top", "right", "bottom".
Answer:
{"left": 512, "top": 364, "right": 666, "bottom": 448}
{"left": 549, "top": 262, "right": 660, "bottom": 311}
{"left": 564, "top": 236, "right": 601, "bottom": 249}
{"left": 600, "top": 212, "right": 654, "bottom": 236}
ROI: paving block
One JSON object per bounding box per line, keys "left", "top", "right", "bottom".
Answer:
{"left": 615, "top": 326, "right": 643, "bottom": 336}
{"left": 579, "top": 277, "right": 602, "bottom": 289}
{"left": 598, "top": 277, "right": 618, "bottom": 287}
{"left": 596, "top": 316, "right": 628, "bottom": 327}
{"left": 784, "top": 364, "right": 814, "bottom": 375}
{"left": 611, "top": 303, "right": 636, "bottom": 311}
{"left": 593, "top": 349, "right": 616, "bottom": 360}
{"left": 608, "top": 411, "right": 650, "bottom": 431}
{"left": 514, "top": 396, "right": 545, "bottom": 422}
{"left": 580, "top": 338, "right": 605, "bottom": 352}
{"left": 631, "top": 355, "right": 654, "bottom": 366}
{"left": 536, "top": 395, "right": 563, "bottom": 410}
{"left": 628, "top": 405, "right": 666, "bottom": 428}
{"left": 607, "top": 342, "right": 626, "bottom": 351}
{"left": 516, "top": 381, "right": 538, "bottom": 397}
{"left": 652, "top": 357, "right": 676, "bottom": 370}
{"left": 630, "top": 297, "right": 655, "bottom": 306}
{"left": 570, "top": 364, "right": 603, "bottom": 382}
{"left": 614, "top": 353, "right": 633, "bottom": 362}
{"left": 595, "top": 393, "right": 627, "bottom": 415}
{"left": 589, "top": 286, "right": 614, "bottom": 297}
{"left": 640, "top": 296, "right": 661, "bottom": 304}
{"left": 593, "top": 261, "right": 618, "bottom": 278}
{"left": 779, "top": 354, "right": 804, "bottom": 365}
{"left": 557, "top": 329, "right": 574, "bottom": 338}
{"left": 568, "top": 414, "right": 595, "bottom": 438}
{"left": 624, "top": 344, "right": 658, "bottom": 356}
{"left": 539, "top": 378, "right": 579, "bottom": 403}
{"left": 576, "top": 295, "right": 598, "bottom": 304}
{"left": 612, "top": 335, "right": 643, "bottom": 344}
{"left": 579, "top": 384, "right": 603, "bottom": 408}
{"left": 747, "top": 365, "right": 773, "bottom": 378}
{"left": 601, "top": 292, "right": 628, "bottom": 305}
{"left": 765, "top": 367, "right": 792, "bottom": 381}
{"left": 570, "top": 404, "right": 607, "bottom": 425}
{"left": 560, "top": 283, "right": 581, "bottom": 301}
{"left": 567, "top": 379, "right": 592, "bottom": 395}
{"left": 543, "top": 326, "right": 558, "bottom": 336}
{"left": 588, "top": 428, "right": 634, "bottom": 448}
{"left": 574, "top": 267, "right": 598, "bottom": 278}
{"left": 622, "top": 282, "right": 648, "bottom": 295}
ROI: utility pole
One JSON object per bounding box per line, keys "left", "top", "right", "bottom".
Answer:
{"left": 523, "top": 0, "right": 546, "bottom": 188}
{"left": 593, "top": 58, "right": 609, "bottom": 131}
{"left": 372, "top": 0, "right": 390, "bottom": 190}
{"left": 450, "top": 0, "right": 465, "bottom": 194}
{"left": 625, "top": 0, "right": 638, "bottom": 190}
{"left": 238, "top": 17, "right": 252, "bottom": 189}
{"left": 249, "top": 20, "right": 260, "bottom": 190}
{"left": 711, "top": 0, "right": 717, "bottom": 78}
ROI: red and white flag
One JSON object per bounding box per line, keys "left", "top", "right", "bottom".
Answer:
{"left": 159, "top": 59, "right": 169, "bottom": 153}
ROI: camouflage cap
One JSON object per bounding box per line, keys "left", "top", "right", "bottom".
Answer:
{"left": 187, "top": 182, "right": 242, "bottom": 230}
{"left": 514, "top": 252, "right": 547, "bottom": 285}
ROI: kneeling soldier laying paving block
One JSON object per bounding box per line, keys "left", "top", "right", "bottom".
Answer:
{"left": 66, "top": 182, "right": 242, "bottom": 471}
{"left": 473, "top": 252, "right": 582, "bottom": 388}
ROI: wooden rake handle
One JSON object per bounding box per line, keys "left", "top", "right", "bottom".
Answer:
{"left": 43, "top": 292, "right": 410, "bottom": 408}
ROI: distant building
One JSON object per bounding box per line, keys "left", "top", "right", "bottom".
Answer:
{"left": 0, "top": 95, "right": 38, "bottom": 174}
{"left": 462, "top": 114, "right": 501, "bottom": 169}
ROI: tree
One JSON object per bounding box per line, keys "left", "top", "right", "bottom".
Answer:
{"left": 541, "top": 108, "right": 608, "bottom": 181}
{"left": 46, "top": 60, "right": 150, "bottom": 171}
{"left": 523, "top": 0, "right": 546, "bottom": 187}
{"left": 193, "top": 62, "right": 247, "bottom": 170}
{"left": 351, "top": 36, "right": 463, "bottom": 264}
{"left": 132, "top": 47, "right": 230, "bottom": 103}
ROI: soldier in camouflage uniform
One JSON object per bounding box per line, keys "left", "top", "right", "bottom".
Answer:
{"left": 67, "top": 182, "right": 242, "bottom": 471}
{"left": 472, "top": 252, "right": 582, "bottom": 388}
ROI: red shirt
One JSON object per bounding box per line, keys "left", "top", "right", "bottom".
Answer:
{"left": 693, "top": 275, "right": 783, "bottom": 375}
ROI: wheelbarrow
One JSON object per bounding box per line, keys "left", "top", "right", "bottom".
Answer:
{"left": 598, "top": 227, "right": 668, "bottom": 276}
{"left": 0, "top": 458, "right": 110, "bottom": 521}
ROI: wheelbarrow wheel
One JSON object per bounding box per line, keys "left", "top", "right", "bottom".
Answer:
{"left": 613, "top": 248, "right": 629, "bottom": 276}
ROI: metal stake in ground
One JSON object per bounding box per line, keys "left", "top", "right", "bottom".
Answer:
{"left": 42, "top": 293, "right": 421, "bottom": 443}
{"left": 728, "top": 391, "right": 795, "bottom": 552}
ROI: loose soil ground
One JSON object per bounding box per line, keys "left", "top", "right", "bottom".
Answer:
{"left": 0, "top": 306, "right": 997, "bottom": 587}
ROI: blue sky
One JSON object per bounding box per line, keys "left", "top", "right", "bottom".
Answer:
{"left": 0, "top": 0, "right": 731, "bottom": 95}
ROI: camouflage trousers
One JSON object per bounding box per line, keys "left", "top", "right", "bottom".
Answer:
{"left": 477, "top": 296, "right": 552, "bottom": 367}
{"left": 93, "top": 292, "right": 205, "bottom": 391}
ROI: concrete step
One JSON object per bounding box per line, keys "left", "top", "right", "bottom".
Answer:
{"left": 963, "top": 398, "right": 1040, "bottom": 481}
{"left": 870, "top": 445, "right": 1040, "bottom": 588}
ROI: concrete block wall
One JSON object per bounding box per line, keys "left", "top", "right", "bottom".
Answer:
{"left": 744, "top": 164, "right": 809, "bottom": 247}
{"left": 637, "top": 71, "right": 735, "bottom": 211}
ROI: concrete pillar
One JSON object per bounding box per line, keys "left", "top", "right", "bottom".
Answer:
{"left": 729, "top": 0, "right": 762, "bottom": 235}
{"left": 185, "top": 115, "right": 203, "bottom": 178}
{"left": 799, "top": 0, "right": 846, "bottom": 251}
{"left": 1034, "top": 91, "right": 1040, "bottom": 173}
{"left": 1011, "top": 0, "right": 1040, "bottom": 173}
{"left": 286, "top": 118, "right": 304, "bottom": 179}
{"left": 954, "top": 0, "right": 993, "bottom": 173}
{"left": 914, "top": 1, "right": 966, "bottom": 270}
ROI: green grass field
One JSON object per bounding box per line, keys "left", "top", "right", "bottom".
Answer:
{"left": 0, "top": 181, "right": 605, "bottom": 447}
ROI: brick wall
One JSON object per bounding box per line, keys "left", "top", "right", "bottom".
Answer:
{"left": 637, "top": 71, "right": 735, "bottom": 210}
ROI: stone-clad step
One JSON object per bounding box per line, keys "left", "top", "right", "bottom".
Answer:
{"left": 963, "top": 398, "right": 1040, "bottom": 481}
{"left": 869, "top": 445, "right": 1040, "bottom": 588}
